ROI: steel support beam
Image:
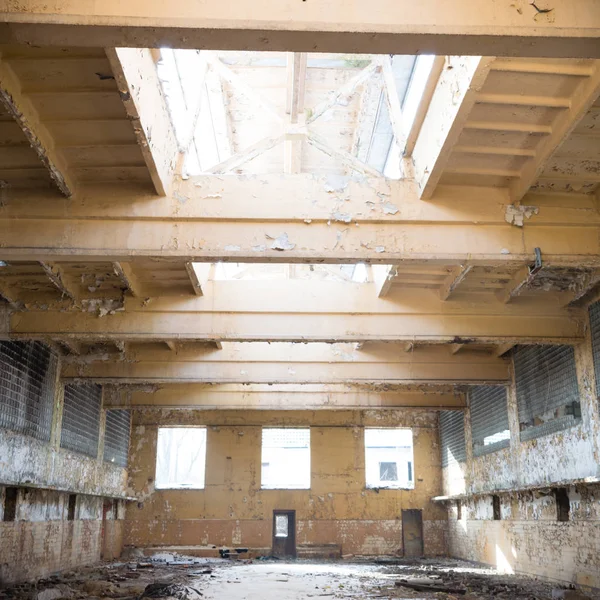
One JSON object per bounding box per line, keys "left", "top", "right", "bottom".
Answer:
{"left": 1, "top": 2, "right": 599, "bottom": 57}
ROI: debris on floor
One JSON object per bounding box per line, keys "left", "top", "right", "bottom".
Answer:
{"left": 0, "top": 558, "right": 597, "bottom": 600}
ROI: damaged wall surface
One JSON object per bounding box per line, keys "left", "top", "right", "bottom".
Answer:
{"left": 0, "top": 344, "right": 131, "bottom": 584}
{"left": 0, "top": 488, "right": 125, "bottom": 585}
{"left": 441, "top": 307, "right": 600, "bottom": 589}
{"left": 125, "top": 409, "right": 447, "bottom": 557}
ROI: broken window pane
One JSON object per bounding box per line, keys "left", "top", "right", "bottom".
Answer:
{"left": 365, "top": 429, "right": 414, "bottom": 489}
{"left": 155, "top": 427, "right": 207, "bottom": 489}
{"left": 261, "top": 428, "right": 310, "bottom": 489}
{"left": 275, "top": 514, "right": 288, "bottom": 537}
{"left": 379, "top": 461, "right": 398, "bottom": 481}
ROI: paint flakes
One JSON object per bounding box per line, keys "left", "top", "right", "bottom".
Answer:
{"left": 375, "top": 246, "right": 385, "bottom": 253}
{"left": 505, "top": 205, "right": 539, "bottom": 227}
{"left": 270, "top": 233, "right": 296, "bottom": 251}
{"left": 323, "top": 174, "right": 350, "bottom": 193}
{"left": 382, "top": 203, "right": 399, "bottom": 215}
{"left": 224, "top": 245, "right": 241, "bottom": 252}
{"left": 332, "top": 212, "right": 352, "bottom": 223}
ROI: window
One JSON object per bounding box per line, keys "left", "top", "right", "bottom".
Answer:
{"left": 492, "top": 495, "right": 501, "bottom": 521}
{"left": 555, "top": 488, "right": 570, "bottom": 522}
{"left": 261, "top": 429, "right": 310, "bottom": 489}
{"left": 513, "top": 345, "right": 580, "bottom": 441}
{"left": 439, "top": 411, "right": 466, "bottom": 467}
{"left": 365, "top": 428, "right": 414, "bottom": 489}
{"left": 60, "top": 383, "right": 102, "bottom": 457}
{"left": 470, "top": 386, "right": 510, "bottom": 456}
{"left": 379, "top": 461, "right": 398, "bottom": 481}
{"left": 456, "top": 500, "right": 462, "bottom": 520}
{"left": 155, "top": 428, "right": 206, "bottom": 489}
{"left": 0, "top": 341, "right": 58, "bottom": 442}
{"left": 3, "top": 487, "right": 17, "bottom": 522}
{"left": 275, "top": 514, "right": 289, "bottom": 537}
{"left": 103, "top": 410, "right": 131, "bottom": 467}
{"left": 589, "top": 300, "right": 600, "bottom": 398}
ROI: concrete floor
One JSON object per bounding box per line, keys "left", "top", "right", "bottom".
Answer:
{"left": 202, "top": 562, "right": 389, "bottom": 599}
{"left": 2, "top": 557, "right": 594, "bottom": 600}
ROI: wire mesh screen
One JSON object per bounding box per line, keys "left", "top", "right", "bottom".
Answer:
{"left": 439, "top": 411, "right": 466, "bottom": 468}
{"left": 60, "top": 383, "right": 102, "bottom": 457}
{"left": 589, "top": 300, "right": 600, "bottom": 399}
{"left": 0, "top": 341, "right": 58, "bottom": 441}
{"left": 103, "top": 409, "right": 131, "bottom": 467}
{"left": 470, "top": 385, "right": 510, "bottom": 457}
{"left": 513, "top": 345, "right": 580, "bottom": 442}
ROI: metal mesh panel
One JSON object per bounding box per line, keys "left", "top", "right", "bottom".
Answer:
{"left": 0, "top": 341, "right": 57, "bottom": 441}
{"left": 103, "top": 409, "right": 131, "bottom": 467}
{"left": 60, "top": 383, "right": 102, "bottom": 457}
{"left": 470, "top": 385, "right": 510, "bottom": 457}
{"left": 513, "top": 345, "right": 580, "bottom": 441}
{"left": 589, "top": 300, "right": 600, "bottom": 398}
{"left": 439, "top": 411, "right": 466, "bottom": 468}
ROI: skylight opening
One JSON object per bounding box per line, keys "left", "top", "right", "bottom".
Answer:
{"left": 211, "top": 262, "right": 368, "bottom": 283}
{"left": 157, "top": 50, "right": 432, "bottom": 179}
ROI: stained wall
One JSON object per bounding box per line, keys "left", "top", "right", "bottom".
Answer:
{"left": 125, "top": 409, "right": 447, "bottom": 556}
{"left": 442, "top": 310, "right": 600, "bottom": 589}
{"left": 0, "top": 351, "right": 130, "bottom": 584}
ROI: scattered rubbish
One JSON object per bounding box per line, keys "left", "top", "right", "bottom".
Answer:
{"left": 140, "top": 583, "right": 202, "bottom": 600}
{"left": 395, "top": 579, "right": 466, "bottom": 594}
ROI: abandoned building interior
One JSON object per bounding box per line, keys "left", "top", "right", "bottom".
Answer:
{"left": 1, "top": 2, "right": 600, "bottom": 598}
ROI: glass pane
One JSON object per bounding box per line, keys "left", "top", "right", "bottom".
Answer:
{"left": 261, "top": 428, "right": 310, "bottom": 489}
{"left": 275, "top": 515, "right": 288, "bottom": 538}
{"left": 379, "top": 461, "right": 398, "bottom": 481}
{"left": 365, "top": 428, "right": 414, "bottom": 489}
{"left": 155, "top": 428, "right": 206, "bottom": 489}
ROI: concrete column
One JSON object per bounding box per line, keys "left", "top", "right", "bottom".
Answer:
{"left": 573, "top": 306, "right": 600, "bottom": 476}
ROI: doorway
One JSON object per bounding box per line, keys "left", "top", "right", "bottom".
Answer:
{"left": 272, "top": 510, "right": 296, "bottom": 558}
{"left": 401, "top": 509, "right": 424, "bottom": 557}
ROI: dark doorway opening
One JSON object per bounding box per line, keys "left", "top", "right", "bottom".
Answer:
{"left": 272, "top": 510, "right": 296, "bottom": 558}
{"left": 401, "top": 509, "right": 424, "bottom": 557}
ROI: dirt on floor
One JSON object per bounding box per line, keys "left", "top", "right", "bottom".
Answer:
{"left": 0, "top": 556, "right": 596, "bottom": 600}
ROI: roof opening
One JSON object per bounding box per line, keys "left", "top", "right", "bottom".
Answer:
{"left": 158, "top": 50, "right": 432, "bottom": 179}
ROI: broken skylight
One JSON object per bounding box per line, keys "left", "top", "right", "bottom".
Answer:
{"left": 157, "top": 50, "right": 432, "bottom": 178}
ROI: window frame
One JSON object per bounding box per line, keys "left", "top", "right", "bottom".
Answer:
{"left": 364, "top": 427, "right": 415, "bottom": 490}
{"left": 155, "top": 426, "right": 207, "bottom": 490}
{"left": 260, "top": 427, "right": 311, "bottom": 490}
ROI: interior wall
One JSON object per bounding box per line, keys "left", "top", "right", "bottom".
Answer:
{"left": 442, "top": 314, "right": 600, "bottom": 589}
{"left": 0, "top": 351, "right": 130, "bottom": 584}
{"left": 125, "top": 409, "right": 447, "bottom": 557}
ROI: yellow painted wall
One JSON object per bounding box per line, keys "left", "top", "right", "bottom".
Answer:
{"left": 125, "top": 409, "right": 447, "bottom": 556}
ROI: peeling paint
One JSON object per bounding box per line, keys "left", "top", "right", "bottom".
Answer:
{"left": 504, "top": 205, "right": 539, "bottom": 227}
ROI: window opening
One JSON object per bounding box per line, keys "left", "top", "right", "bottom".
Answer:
{"left": 275, "top": 514, "right": 289, "bottom": 537}
{"left": 155, "top": 428, "right": 207, "bottom": 489}
{"left": 261, "top": 428, "right": 310, "bottom": 489}
{"left": 492, "top": 495, "right": 501, "bottom": 521}
{"left": 67, "top": 494, "right": 77, "bottom": 521}
{"left": 456, "top": 500, "right": 462, "bottom": 521}
{"left": 365, "top": 428, "right": 414, "bottom": 489}
{"left": 3, "top": 487, "right": 17, "bottom": 522}
{"left": 555, "top": 488, "right": 570, "bottom": 522}
{"left": 514, "top": 345, "right": 580, "bottom": 441}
